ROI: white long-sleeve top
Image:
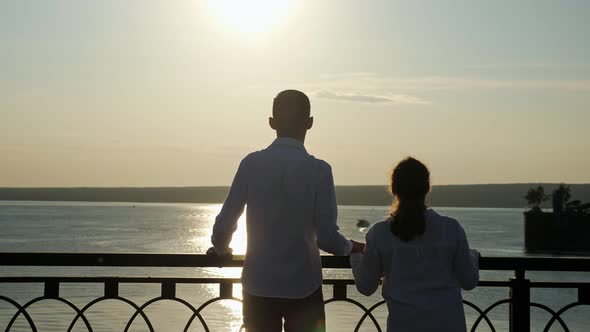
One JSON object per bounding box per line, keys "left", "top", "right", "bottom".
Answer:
{"left": 212, "top": 137, "right": 352, "bottom": 299}
{"left": 350, "top": 209, "right": 479, "bottom": 332}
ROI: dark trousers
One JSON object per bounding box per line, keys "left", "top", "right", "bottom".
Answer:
{"left": 242, "top": 287, "right": 326, "bottom": 332}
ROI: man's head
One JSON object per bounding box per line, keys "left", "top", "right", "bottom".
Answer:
{"left": 269, "top": 90, "right": 313, "bottom": 141}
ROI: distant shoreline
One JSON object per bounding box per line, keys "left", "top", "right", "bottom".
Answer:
{"left": 1, "top": 184, "right": 589, "bottom": 208}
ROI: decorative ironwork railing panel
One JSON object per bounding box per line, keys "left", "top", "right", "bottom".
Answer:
{"left": 1, "top": 253, "right": 589, "bottom": 331}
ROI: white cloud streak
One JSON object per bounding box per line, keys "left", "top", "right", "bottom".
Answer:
{"left": 250, "top": 72, "right": 590, "bottom": 107}
{"left": 465, "top": 63, "right": 590, "bottom": 70}
{"left": 314, "top": 90, "right": 431, "bottom": 105}
{"left": 311, "top": 73, "right": 590, "bottom": 92}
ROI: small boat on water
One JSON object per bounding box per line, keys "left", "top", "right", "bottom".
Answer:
{"left": 356, "top": 219, "right": 371, "bottom": 228}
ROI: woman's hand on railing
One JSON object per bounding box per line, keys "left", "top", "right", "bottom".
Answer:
{"left": 470, "top": 249, "right": 481, "bottom": 260}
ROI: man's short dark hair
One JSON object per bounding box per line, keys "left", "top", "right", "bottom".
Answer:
{"left": 272, "top": 90, "right": 311, "bottom": 121}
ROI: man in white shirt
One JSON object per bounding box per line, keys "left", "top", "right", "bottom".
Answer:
{"left": 208, "top": 90, "right": 363, "bottom": 331}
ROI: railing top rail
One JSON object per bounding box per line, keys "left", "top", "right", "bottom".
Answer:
{"left": 1, "top": 253, "right": 590, "bottom": 271}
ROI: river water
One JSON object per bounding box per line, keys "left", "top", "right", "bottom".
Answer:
{"left": 0, "top": 201, "right": 588, "bottom": 331}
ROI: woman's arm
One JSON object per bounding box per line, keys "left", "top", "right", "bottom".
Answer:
{"left": 350, "top": 227, "right": 383, "bottom": 296}
{"left": 452, "top": 221, "right": 480, "bottom": 290}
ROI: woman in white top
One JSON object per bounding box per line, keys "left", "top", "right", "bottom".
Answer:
{"left": 350, "top": 157, "right": 480, "bottom": 332}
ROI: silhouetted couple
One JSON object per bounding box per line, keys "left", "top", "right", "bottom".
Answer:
{"left": 208, "top": 90, "right": 480, "bottom": 332}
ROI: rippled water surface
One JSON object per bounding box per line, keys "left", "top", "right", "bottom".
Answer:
{"left": 0, "top": 201, "right": 588, "bottom": 331}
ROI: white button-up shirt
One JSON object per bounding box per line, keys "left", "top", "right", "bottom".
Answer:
{"left": 350, "top": 209, "right": 479, "bottom": 332}
{"left": 212, "top": 137, "right": 352, "bottom": 299}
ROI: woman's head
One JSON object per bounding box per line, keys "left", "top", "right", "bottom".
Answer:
{"left": 390, "top": 157, "right": 430, "bottom": 200}
{"left": 389, "top": 157, "right": 431, "bottom": 241}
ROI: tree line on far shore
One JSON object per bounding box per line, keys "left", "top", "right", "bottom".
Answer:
{"left": 1, "top": 184, "right": 590, "bottom": 208}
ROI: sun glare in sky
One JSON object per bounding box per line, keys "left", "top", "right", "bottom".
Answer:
{"left": 207, "top": 0, "right": 292, "bottom": 34}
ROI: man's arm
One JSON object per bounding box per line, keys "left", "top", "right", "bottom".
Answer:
{"left": 314, "top": 164, "right": 353, "bottom": 255}
{"left": 210, "top": 158, "right": 248, "bottom": 255}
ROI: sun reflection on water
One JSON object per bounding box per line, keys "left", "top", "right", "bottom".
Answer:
{"left": 202, "top": 283, "right": 244, "bottom": 331}
{"left": 189, "top": 205, "right": 248, "bottom": 330}
{"left": 229, "top": 214, "right": 248, "bottom": 255}
{"left": 189, "top": 204, "right": 247, "bottom": 256}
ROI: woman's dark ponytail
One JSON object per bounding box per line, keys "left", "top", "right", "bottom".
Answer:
{"left": 389, "top": 157, "right": 430, "bottom": 242}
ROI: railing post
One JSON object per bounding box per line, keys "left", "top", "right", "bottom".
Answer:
{"left": 104, "top": 280, "right": 119, "bottom": 298}
{"left": 44, "top": 280, "right": 59, "bottom": 298}
{"left": 220, "top": 281, "right": 233, "bottom": 299}
{"left": 161, "top": 281, "right": 176, "bottom": 299}
{"left": 509, "top": 269, "right": 530, "bottom": 332}
{"left": 333, "top": 281, "right": 347, "bottom": 300}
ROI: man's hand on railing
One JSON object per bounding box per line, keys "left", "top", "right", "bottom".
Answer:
{"left": 206, "top": 247, "right": 233, "bottom": 257}
{"left": 351, "top": 240, "right": 365, "bottom": 254}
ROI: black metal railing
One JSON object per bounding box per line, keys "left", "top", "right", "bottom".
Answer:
{"left": 1, "top": 253, "right": 589, "bottom": 331}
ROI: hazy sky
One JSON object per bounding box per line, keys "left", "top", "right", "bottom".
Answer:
{"left": 2, "top": 0, "right": 590, "bottom": 187}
